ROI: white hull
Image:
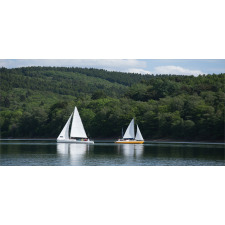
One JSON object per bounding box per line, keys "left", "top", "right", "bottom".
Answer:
{"left": 57, "top": 139, "right": 94, "bottom": 144}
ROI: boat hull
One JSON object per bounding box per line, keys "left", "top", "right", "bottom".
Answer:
{"left": 115, "top": 140, "right": 144, "bottom": 144}
{"left": 57, "top": 139, "right": 94, "bottom": 144}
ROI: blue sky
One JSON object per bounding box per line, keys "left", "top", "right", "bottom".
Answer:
{"left": 0, "top": 59, "right": 224, "bottom": 76}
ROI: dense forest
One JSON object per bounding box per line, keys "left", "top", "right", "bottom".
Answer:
{"left": 0, "top": 67, "right": 224, "bottom": 141}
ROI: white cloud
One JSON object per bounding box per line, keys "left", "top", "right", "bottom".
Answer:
{"left": 0, "top": 59, "right": 146, "bottom": 72}
{"left": 0, "top": 60, "right": 206, "bottom": 76}
{"left": 154, "top": 66, "right": 204, "bottom": 76}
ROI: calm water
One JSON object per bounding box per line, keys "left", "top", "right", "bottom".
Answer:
{"left": 0, "top": 140, "right": 224, "bottom": 166}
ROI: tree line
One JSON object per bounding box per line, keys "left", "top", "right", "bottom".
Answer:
{"left": 0, "top": 67, "right": 224, "bottom": 141}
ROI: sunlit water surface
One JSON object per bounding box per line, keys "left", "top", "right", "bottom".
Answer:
{"left": 0, "top": 140, "right": 224, "bottom": 166}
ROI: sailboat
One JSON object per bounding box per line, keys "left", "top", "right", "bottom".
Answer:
{"left": 57, "top": 106, "right": 94, "bottom": 144}
{"left": 115, "top": 118, "right": 144, "bottom": 144}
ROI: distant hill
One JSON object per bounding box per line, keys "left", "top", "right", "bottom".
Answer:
{"left": 0, "top": 67, "right": 132, "bottom": 98}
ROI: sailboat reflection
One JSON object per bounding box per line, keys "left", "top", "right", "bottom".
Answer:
{"left": 57, "top": 143, "right": 91, "bottom": 165}
{"left": 134, "top": 144, "right": 144, "bottom": 158}
{"left": 57, "top": 143, "right": 69, "bottom": 155}
{"left": 118, "top": 144, "right": 144, "bottom": 158}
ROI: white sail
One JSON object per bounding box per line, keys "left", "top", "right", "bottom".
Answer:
{"left": 57, "top": 113, "right": 73, "bottom": 140}
{"left": 135, "top": 125, "right": 144, "bottom": 141}
{"left": 70, "top": 107, "right": 87, "bottom": 138}
{"left": 123, "top": 119, "right": 135, "bottom": 139}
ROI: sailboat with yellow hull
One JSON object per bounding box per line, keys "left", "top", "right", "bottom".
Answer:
{"left": 115, "top": 119, "right": 144, "bottom": 144}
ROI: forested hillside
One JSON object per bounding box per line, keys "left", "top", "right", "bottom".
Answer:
{"left": 0, "top": 67, "right": 224, "bottom": 141}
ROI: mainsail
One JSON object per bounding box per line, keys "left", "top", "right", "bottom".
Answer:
{"left": 57, "top": 113, "right": 73, "bottom": 140}
{"left": 135, "top": 125, "right": 144, "bottom": 141}
{"left": 70, "top": 107, "right": 87, "bottom": 138}
{"left": 123, "top": 119, "right": 135, "bottom": 139}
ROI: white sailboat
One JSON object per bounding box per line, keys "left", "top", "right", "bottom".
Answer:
{"left": 115, "top": 118, "right": 144, "bottom": 144}
{"left": 57, "top": 106, "right": 94, "bottom": 144}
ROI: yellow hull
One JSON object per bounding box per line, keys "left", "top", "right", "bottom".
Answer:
{"left": 115, "top": 140, "right": 144, "bottom": 144}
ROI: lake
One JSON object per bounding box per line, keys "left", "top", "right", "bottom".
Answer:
{"left": 0, "top": 140, "right": 224, "bottom": 166}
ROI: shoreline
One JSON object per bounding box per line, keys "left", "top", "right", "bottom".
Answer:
{"left": 0, "top": 138, "right": 224, "bottom": 144}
